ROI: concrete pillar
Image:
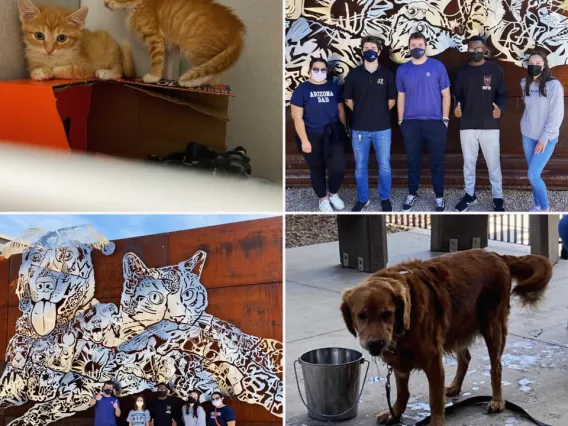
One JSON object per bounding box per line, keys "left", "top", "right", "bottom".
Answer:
{"left": 337, "top": 216, "right": 387, "bottom": 272}
{"left": 430, "top": 214, "right": 489, "bottom": 252}
{"left": 529, "top": 214, "right": 560, "bottom": 265}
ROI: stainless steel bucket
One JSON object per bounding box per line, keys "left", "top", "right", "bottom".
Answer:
{"left": 294, "top": 347, "right": 369, "bottom": 422}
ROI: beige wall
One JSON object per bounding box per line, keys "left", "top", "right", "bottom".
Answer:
{"left": 0, "top": 0, "right": 80, "bottom": 80}
{"left": 0, "top": 0, "right": 283, "bottom": 182}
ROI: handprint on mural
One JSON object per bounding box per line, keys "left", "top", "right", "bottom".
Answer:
{"left": 0, "top": 226, "right": 283, "bottom": 426}
{"left": 285, "top": 0, "right": 568, "bottom": 101}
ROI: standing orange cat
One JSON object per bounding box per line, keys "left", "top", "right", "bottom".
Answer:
{"left": 18, "top": 0, "right": 135, "bottom": 81}
{"left": 104, "top": 0, "right": 246, "bottom": 87}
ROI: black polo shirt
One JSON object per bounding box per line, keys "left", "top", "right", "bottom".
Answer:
{"left": 343, "top": 64, "right": 396, "bottom": 132}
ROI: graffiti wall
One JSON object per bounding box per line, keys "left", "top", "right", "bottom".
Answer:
{"left": 0, "top": 219, "right": 283, "bottom": 426}
{"left": 285, "top": 0, "right": 568, "bottom": 101}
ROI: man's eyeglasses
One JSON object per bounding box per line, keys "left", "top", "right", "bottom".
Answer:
{"left": 311, "top": 68, "right": 327, "bottom": 73}
{"left": 468, "top": 48, "right": 485, "bottom": 53}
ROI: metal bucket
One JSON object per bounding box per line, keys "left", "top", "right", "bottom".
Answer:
{"left": 294, "top": 347, "right": 369, "bottom": 422}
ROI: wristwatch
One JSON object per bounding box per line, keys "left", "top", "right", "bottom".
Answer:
{"left": 398, "top": 120, "right": 403, "bottom": 125}
{"left": 442, "top": 117, "right": 449, "bottom": 124}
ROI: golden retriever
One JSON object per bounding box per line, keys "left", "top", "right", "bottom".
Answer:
{"left": 340, "top": 249, "right": 552, "bottom": 426}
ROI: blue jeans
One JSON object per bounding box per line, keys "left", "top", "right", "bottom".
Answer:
{"left": 522, "top": 135, "right": 558, "bottom": 209}
{"left": 352, "top": 129, "right": 392, "bottom": 202}
{"left": 559, "top": 215, "right": 568, "bottom": 251}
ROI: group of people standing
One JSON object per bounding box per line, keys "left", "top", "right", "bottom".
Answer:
{"left": 90, "top": 381, "right": 236, "bottom": 426}
{"left": 290, "top": 32, "right": 565, "bottom": 212}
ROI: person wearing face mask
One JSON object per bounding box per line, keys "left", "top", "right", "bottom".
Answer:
{"left": 208, "top": 392, "right": 236, "bottom": 426}
{"left": 290, "top": 57, "right": 348, "bottom": 212}
{"left": 127, "top": 395, "right": 151, "bottom": 426}
{"left": 149, "top": 383, "right": 182, "bottom": 426}
{"left": 453, "top": 36, "right": 508, "bottom": 212}
{"left": 395, "top": 32, "right": 451, "bottom": 212}
{"left": 181, "top": 391, "right": 206, "bottom": 426}
{"left": 520, "top": 50, "right": 565, "bottom": 212}
{"left": 343, "top": 36, "right": 397, "bottom": 212}
{"left": 89, "top": 380, "right": 121, "bottom": 426}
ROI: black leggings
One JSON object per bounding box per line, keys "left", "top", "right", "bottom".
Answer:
{"left": 297, "top": 126, "right": 346, "bottom": 198}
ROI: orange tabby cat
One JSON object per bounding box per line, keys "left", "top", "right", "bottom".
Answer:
{"left": 104, "top": 0, "right": 246, "bottom": 87}
{"left": 18, "top": 0, "right": 135, "bottom": 81}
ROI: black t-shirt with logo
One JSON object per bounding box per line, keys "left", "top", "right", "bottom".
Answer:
{"left": 453, "top": 61, "right": 508, "bottom": 130}
{"left": 343, "top": 65, "right": 397, "bottom": 131}
{"left": 208, "top": 405, "right": 237, "bottom": 426}
{"left": 149, "top": 397, "right": 182, "bottom": 426}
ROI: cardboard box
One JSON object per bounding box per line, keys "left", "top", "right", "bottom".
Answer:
{"left": 0, "top": 79, "right": 233, "bottom": 159}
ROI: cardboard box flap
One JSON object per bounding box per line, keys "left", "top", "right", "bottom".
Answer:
{"left": 124, "top": 83, "right": 230, "bottom": 121}
{"left": 124, "top": 79, "right": 234, "bottom": 96}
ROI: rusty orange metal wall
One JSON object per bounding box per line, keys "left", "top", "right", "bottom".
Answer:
{"left": 0, "top": 217, "right": 283, "bottom": 426}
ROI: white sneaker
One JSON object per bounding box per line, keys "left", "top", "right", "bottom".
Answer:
{"left": 319, "top": 199, "right": 333, "bottom": 212}
{"left": 530, "top": 205, "right": 542, "bottom": 212}
{"left": 329, "top": 194, "right": 345, "bottom": 211}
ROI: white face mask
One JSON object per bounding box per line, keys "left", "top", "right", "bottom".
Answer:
{"left": 311, "top": 71, "right": 327, "bottom": 83}
{"left": 136, "top": 401, "right": 144, "bottom": 408}
{"left": 212, "top": 399, "right": 222, "bottom": 407}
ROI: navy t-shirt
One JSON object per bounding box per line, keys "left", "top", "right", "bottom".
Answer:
{"left": 395, "top": 58, "right": 450, "bottom": 120}
{"left": 208, "top": 405, "right": 236, "bottom": 426}
{"left": 149, "top": 397, "right": 182, "bottom": 426}
{"left": 290, "top": 81, "right": 342, "bottom": 133}
{"left": 94, "top": 395, "right": 119, "bottom": 426}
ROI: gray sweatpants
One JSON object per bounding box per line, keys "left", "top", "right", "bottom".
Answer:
{"left": 460, "top": 129, "right": 503, "bottom": 198}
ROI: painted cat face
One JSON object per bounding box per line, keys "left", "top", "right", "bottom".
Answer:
{"left": 17, "top": 0, "right": 87, "bottom": 58}
{"left": 121, "top": 251, "right": 208, "bottom": 325}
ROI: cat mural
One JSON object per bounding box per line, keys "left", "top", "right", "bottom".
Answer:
{"left": 285, "top": 0, "right": 568, "bottom": 101}
{"left": 0, "top": 226, "right": 283, "bottom": 426}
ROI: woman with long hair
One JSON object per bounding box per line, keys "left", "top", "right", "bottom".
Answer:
{"left": 127, "top": 395, "right": 151, "bottom": 426}
{"left": 182, "top": 390, "right": 206, "bottom": 426}
{"left": 521, "top": 50, "right": 565, "bottom": 212}
{"left": 290, "top": 58, "right": 348, "bottom": 212}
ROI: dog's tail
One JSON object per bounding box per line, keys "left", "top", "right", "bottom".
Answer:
{"left": 500, "top": 254, "right": 552, "bottom": 307}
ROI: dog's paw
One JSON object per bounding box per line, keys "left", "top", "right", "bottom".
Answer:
{"left": 143, "top": 73, "right": 161, "bottom": 83}
{"left": 487, "top": 399, "right": 505, "bottom": 413}
{"left": 376, "top": 411, "right": 398, "bottom": 425}
{"left": 445, "top": 384, "right": 461, "bottom": 397}
{"left": 95, "top": 69, "right": 119, "bottom": 81}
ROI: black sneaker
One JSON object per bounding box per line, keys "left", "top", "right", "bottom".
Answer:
{"left": 381, "top": 199, "right": 393, "bottom": 212}
{"left": 403, "top": 195, "right": 417, "bottom": 212}
{"left": 352, "top": 200, "right": 370, "bottom": 212}
{"left": 455, "top": 193, "right": 478, "bottom": 212}
{"left": 493, "top": 198, "right": 505, "bottom": 212}
{"left": 435, "top": 197, "right": 446, "bottom": 212}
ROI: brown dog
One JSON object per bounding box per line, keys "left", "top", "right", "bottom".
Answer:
{"left": 340, "top": 249, "right": 552, "bottom": 426}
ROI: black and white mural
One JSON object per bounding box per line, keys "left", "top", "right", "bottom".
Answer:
{"left": 0, "top": 226, "right": 283, "bottom": 425}
{"left": 285, "top": 0, "right": 568, "bottom": 101}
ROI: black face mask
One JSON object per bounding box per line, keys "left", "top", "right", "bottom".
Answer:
{"left": 103, "top": 389, "right": 112, "bottom": 395}
{"left": 159, "top": 391, "right": 167, "bottom": 397}
{"left": 527, "top": 65, "right": 543, "bottom": 77}
{"left": 468, "top": 52, "right": 484, "bottom": 63}
{"left": 188, "top": 397, "right": 197, "bottom": 404}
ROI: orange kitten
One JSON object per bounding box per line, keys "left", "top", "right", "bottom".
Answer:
{"left": 105, "top": 0, "right": 246, "bottom": 87}
{"left": 18, "top": 0, "right": 135, "bottom": 81}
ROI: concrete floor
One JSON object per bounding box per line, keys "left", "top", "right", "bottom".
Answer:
{"left": 286, "top": 229, "right": 568, "bottom": 426}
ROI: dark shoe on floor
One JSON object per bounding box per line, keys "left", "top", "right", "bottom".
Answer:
{"left": 352, "top": 200, "right": 370, "bottom": 212}
{"left": 381, "top": 199, "right": 393, "bottom": 212}
{"left": 493, "top": 198, "right": 505, "bottom": 212}
{"left": 455, "top": 193, "right": 478, "bottom": 212}
{"left": 403, "top": 195, "right": 417, "bottom": 212}
{"left": 435, "top": 197, "right": 446, "bottom": 212}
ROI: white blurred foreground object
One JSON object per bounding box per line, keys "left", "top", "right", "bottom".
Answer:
{"left": 0, "top": 143, "right": 283, "bottom": 212}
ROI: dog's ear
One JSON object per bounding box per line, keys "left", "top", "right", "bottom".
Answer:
{"left": 340, "top": 289, "right": 357, "bottom": 337}
{"left": 392, "top": 281, "right": 411, "bottom": 330}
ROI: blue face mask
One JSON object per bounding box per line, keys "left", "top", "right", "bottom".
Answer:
{"left": 410, "top": 48, "right": 425, "bottom": 59}
{"left": 363, "top": 50, "right": 378, "bottom": 62}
